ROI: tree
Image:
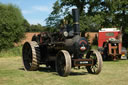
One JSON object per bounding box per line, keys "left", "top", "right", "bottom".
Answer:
{"left": 0, "top": 3, "right": 25, "bottom": 50}
{"left": 60, "top": 0, "right": 89, "bottom": 14}
{"left": 45, "top": 0, "right": 62, "bottom": 28}
{"left": 80, "top": 14, "right": 104, "bottom": 32}
{"left": 29, "top": 24, "right": 45, "bottom": 32}
{"left": 22, "top": 19, "right": 30, "bottom": 32}
{"left": 46, "top": 0, "right": 128, "bottom": 33}
{"left": 46, "top": 0, "right": 105, "bottom": 32}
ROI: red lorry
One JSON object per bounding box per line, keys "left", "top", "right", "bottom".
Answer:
{"left": 98, "top": 28, "right": 127, "bottom": 60}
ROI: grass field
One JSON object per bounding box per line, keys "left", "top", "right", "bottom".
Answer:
{"left": 0, "top": 56, "right": 128, "bottom": 85}
{"left": 0, "top": 46, "right": 22, "bottom": 58}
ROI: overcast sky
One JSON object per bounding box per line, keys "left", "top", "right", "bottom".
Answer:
{"left": 0, "top": 0, "right": 56, "bottom": 26}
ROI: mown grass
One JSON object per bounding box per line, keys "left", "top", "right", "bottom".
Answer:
{"left": 0, "top": 46, "right": 22, "bottom": 58}
{"left": 0, "top": 57, "right": 128, "bottom": 85}
{"left": 0, "top": 45, "right": 128, "bottom": 85}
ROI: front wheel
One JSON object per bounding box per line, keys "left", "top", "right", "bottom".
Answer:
{"left": 56, "top": 50, "right": 71, "bottom": 77}
{"left": 86, "top": 49, "right": 103, "bottom": 74}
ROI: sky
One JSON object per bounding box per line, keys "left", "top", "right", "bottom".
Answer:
{"left": 0, "top": 0, "right": 56, "bottom": 26}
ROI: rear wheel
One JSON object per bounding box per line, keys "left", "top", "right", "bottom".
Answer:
{"left": 56, "top": 50, "right": 71, "bottom": 77}
{"left": 22, "top": 41, "right": 40, "bottom": 71}
{"left": 86, "top": 49, "right": 103, "bottom": 74}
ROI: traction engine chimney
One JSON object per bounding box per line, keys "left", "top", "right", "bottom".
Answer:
{"left": 72, "top": 9, "right": 80, "bottom": 35}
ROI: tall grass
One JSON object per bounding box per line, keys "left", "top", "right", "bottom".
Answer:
{"left": 0, "top": 46, "right": 22, "bottom": 58}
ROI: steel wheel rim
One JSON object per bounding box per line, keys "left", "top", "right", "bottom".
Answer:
{"left": 56, "top": 50, "right": 71, "bottom": 77}
{"left": 22, "top": 42, "right": 32, "bottom": 70}
{"left": 22, "top": 41, "right": 40, "bottom": 71}
{"left": 86, "top": 49, "right": 103, "bottom": 74}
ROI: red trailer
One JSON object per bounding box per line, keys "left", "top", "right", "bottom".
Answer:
{"left": 98, "top": 28, "right": 127, "bottom": 60}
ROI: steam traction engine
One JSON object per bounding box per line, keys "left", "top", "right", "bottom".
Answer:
{"left": 22, "top": 9, "right": 103, "bottom": 77}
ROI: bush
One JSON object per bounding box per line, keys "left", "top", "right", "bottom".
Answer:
{"left": 29, "top": 24, "right": 45, "bottom": 32}
{"left": 0, "top": 3, "right": 25, "bottom": 50}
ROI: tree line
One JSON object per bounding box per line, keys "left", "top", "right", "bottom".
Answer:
{"left": 23, "top": 19, "right": 47, "bottom": 32}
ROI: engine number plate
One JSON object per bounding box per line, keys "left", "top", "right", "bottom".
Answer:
{"left": 73, "top": 59, "right": 93, "bottom": 66}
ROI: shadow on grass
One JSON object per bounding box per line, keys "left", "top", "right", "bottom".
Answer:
{"left": 37, "top": 67, "right": 88, "bottom": 76}
{"left": 19, "top": 68, "right": 25, "bottom": 71}
{"left": 19, "top": 67, "right": 56, "bottom": 72}
{"left": 38, "top": 67, "right": 56, "bottom": 72}
{"left": 70, "top": 72, "right": 88, "bottom": 76}
{"left": 19, "top": 67, "right": 89, "bottom": 76}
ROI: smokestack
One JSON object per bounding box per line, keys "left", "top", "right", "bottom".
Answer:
{"left": 72, "top": 9, "right": 80, "bottom": 35}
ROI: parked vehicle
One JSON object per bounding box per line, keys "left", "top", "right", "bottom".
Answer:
{"left": 98, "top": 28, "right": 127, "bottom": 60}
{"left": 22, "top": 9, "right": 103, "bottom": 76}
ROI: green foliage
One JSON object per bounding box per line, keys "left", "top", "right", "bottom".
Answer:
{"left": 28, "top": 24, "right": 46, "bottom": 32}
{"left": 45, "top": 0, "right": 62, "bottom": 28}
{"left": 60, "top": 0, "right": 88, "bottom": 13}
{"left": 22, "top": 19, "right": 30, "bottom": 32}
{"left": 22, "top": 19, "right": 46, "bottom": 32}
{"left": 0, "top": 46, "right": 22, "bottom": 58}
{"left": 0, "top": 3, "right": 25, "bottom": 50}
{"left": 80, "top": 14, "right": 104, "bottom": 32}
{"left": 46, "top": 0, "right": 128, "bottom": 31}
